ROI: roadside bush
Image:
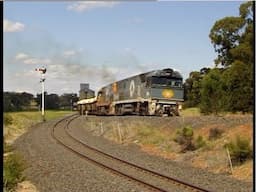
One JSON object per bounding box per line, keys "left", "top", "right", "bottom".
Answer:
{"left": 174, "top": 126, "right": 193, "bottom": 144}
{"left": 208, "top": 127, "right": 224, "bottom": 140}
{"left": 4, "top": 153, "right": 25, "bottom": 191}
{"left": 225, "top": 136, "right": 252, "bottom": 165}
{"left": 4, "top": 114, "right": 13, "bottom": 126}
{"left": 174, "top": 126, "right": 195, "bottom": 152}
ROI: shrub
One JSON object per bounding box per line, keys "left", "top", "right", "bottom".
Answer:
{"left": 225, "top": 136, "right": 252, "bottom": 165}
{"left": 4, "top": 114, "right": 13, "bottom": 126}
{"left": 195, "top": 135, "right": 206, "bottom": 149}
{"left": 174, "top": 126, "right": 195, "bottom": 152}
{"left": 209, "top": 127, "right": 224, "bottom": 140}
{"left": 174, "top": 126, "right": 193, "bottom": 144}
{"left": 4, "top": 153, "right": 25, "bottom": 191}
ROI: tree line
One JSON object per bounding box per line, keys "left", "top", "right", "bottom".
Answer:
{"left": 3, "top": 92, "right": 79, "bottom": 112}
{"left": 184, "top": 1, "right": 253, "bottom": 114}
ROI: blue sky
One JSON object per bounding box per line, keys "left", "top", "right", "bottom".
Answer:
{"left": 4, "top": 1, "right": 243, "bottom": 95}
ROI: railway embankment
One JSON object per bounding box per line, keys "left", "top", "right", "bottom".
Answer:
{"left": 11, "top": 113, "right": 253, "bottom": 192}
{"left": 74, "top": 114, "right": 253, "bottom": 183}
{"left": 3, "top": 111, "right": 75, "bottom": 192}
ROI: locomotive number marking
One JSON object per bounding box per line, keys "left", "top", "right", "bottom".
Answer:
{"left": 130, "top": 80, "right": 135, "bottom": 98}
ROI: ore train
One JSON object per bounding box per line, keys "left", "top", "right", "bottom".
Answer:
{"left": 77, "top": 68, "right": 184, "bottom": 116}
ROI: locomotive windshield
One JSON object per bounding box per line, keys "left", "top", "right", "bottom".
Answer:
{"left": 150, "top": 76, "right": 182, "bottom": 88}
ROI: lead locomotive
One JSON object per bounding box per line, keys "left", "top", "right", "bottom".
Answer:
{"left": 77, "top": 68, "right": 184, "bottom": 116}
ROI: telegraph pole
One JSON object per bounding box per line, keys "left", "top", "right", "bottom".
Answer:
{"left": 36, "top": 67, "right": 47, "bottom": 121}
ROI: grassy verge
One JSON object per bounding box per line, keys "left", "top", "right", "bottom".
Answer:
{"left": 3, "top": 110, "right": 75, "bottom": 192}
{"left": 4, "top": 153, "right": 26, "bottom": 192}
{"left": 4, "top": 110, "right": 75, "bottom": 141}
{"left": 180, "top": 107, "right": 201, "bottom": 116}
{"left": 44, "top": 110, "right": 75, "bottom": 120}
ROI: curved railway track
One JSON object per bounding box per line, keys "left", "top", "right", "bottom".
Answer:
{"left": 52, "top": 114, "right": 212, "bottom": 192}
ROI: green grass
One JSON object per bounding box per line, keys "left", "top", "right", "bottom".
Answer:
{"left": 180, "top": 107, "right": 201, "bottom": 116}
{"left": 44, "top": 110, "right": 75, "bottom": 120}
{"left": 4, "top": 153, "right": 26, "bottom": 191}
{"left": 4, "top": 110, "right": 75, "bottom": 139}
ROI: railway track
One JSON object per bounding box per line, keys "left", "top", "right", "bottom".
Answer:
{"left": 52, "top": 114, "right": 212, "bottom": 192}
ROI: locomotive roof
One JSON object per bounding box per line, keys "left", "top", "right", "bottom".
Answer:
{"left": 99, "top": 68, "right": 183, "bottom": 90}
{"left": 124, "top": 68, "right": 183, "bottom": 80}
{"left": 144, "top": 68, "right": 183, "bottom": 79}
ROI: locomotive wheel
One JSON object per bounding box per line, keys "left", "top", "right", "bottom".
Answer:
{"left": 115, "top": 105, "right": 122, "bottom": 116}
{"left": 156, "top": 109, "right": 164, "bottom": 117}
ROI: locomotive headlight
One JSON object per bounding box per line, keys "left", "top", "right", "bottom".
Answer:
{"left": 162, "top": 89, "right": 174, "bottom": 98}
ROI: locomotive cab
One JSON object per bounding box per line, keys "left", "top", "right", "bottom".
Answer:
{"left": 146, "top": 69, "right": 184, "bottom": 116}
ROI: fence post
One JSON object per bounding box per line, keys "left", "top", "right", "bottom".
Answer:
{"left": 224, "top": 140, "right": 233, "bottom": 175}
{"left": 100, "top": 121, "right": 103, "bottom": 135}
{"left": 117, "top": 122, "right": 122, "bottom": 143}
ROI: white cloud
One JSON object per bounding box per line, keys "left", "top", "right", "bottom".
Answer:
{"left": 14, "top": 69, "right": 40, "bottom": 78}
{"left": 23, "top": 58, "right": 51, "bottom": 65}
{"left": 14, "top": 52, "right": 51, "bottom": 65}
{"left": 67, "top": 1, "right": 119, "bottom": 12}
{"left": 15, "top": 53, "right": 29, "bottom": 60}
{"left": 63, "top": 49, "right": 84, "bottom": 57}
{"left": 4, "top": 19, "right": 25, "bottom": 32}
{"left": 63, "top": 50, "right": 76, "bottom": 57}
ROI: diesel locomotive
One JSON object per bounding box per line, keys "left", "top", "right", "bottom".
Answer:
{"left": 77, "top": 68, "right": 184, "bottom": 116}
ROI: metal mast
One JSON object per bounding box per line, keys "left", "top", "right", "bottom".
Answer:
{"left": 36, "top": 67, "right": 47, "bottom": 121}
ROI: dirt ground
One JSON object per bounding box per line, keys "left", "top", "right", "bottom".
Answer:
{"left": 84, "top": 114, "right": 253, "bottom": 183}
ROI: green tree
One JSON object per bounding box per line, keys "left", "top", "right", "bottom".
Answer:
{"left": 209, "top": 16, "right": 244, "bottom": 67}
{"left": 208, "top": 1, "right": 253, "bottom": 113}
{"left": 36, "top": 92, "right": 59, "bottom": 110}
{"left": 59, "top": 93, "right": 78, "bottom": 109}
{"left": 46, "top": 94, "right": 60, "bottom": 110}
{"left": 222, "top": 61, "right": 253, "bottom": 113}
{"left": 200, "top": 68, "right": 225, "bottom": 115}
{"left": 184, "top": 68, "right": 210, "bottom": 108}
{"left": 184, "top": 71, "right": 202, "bottom": 107}
{"left": 4, "top": 93, "right": 15, "bottom": 112}
{"left": 3, "top": 92, "right": 34, "bottom": 112}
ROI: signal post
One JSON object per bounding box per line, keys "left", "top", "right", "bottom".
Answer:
{"left": 35, "top": 67, "right": 47, "bottom": 121}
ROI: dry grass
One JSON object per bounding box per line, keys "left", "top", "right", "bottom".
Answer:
{"left": 4, "top": 111, "right": 74, "bottom": 144}
{"left": 83, "top": 112, "right": 253, "bottom": 182}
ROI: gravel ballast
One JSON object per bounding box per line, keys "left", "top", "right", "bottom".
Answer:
{"left": 13, "top": 115, "right": 253, "bottom": 192}
{"left": 14, "top": 118, "right": 150, "bottom": 192}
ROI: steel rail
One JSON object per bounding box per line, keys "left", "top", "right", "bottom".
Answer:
{"left": 52, "top": 115, "right": 212, "bottom": 192}
{"left": 52, "top": 114, "right": 168, "bottom": 192}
